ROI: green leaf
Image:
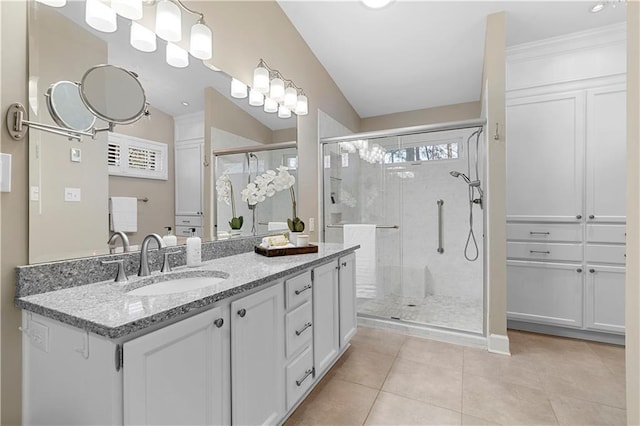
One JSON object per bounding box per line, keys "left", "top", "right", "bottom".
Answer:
{"left": 229, "top": 216, "right": 243, "bottom": 229}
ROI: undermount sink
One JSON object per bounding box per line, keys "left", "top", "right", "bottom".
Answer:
{"left": 126, "top": 270, "right": 229, "bottom": 297}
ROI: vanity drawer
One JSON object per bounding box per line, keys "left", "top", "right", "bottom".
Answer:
{"left": 176, "top": 225, "right": 202, "bottom": 238}
{"left": 285, "top": 271, "right": 312, "bottom": 309}
{"left": 285, "top": 300, "right": 312, "bottom": 359}
{"left": 587, "top": 225, "right": 626, "bottom": 244}
{"left": 585, "top": 244, "right": 626, "bottom": 265}
{"left": 507, "top": 242, "right": 582, "bottom": 262}
{"left": 507, "top": 223, "right": 582, "bottom": 242}
{"left": 176, "top": 215, "right": 203, "bottom": 227}
{"left": 286, "top": 345, "right": 314, "bottom": 411}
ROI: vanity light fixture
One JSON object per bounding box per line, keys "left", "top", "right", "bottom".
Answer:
{"left": 361, "top": 0, "right": 394, "bottom": 9}
{"left": 590, "top": 2, "right": 606, "bottom": 12}
{"left": 249, "top": 88, "right": 264, "bottom": 107}
{"left": 85, "top": 0, "right": 117, "bottom": 33}
{"left": 278, "top": 105, "right": 292, "bottom": 119}
{"left": 231, "top": 78, "right": 248, "bottom": 99}
{"left": 36, "top": 0, "right": 67, "bottom": 7}
{"left": 156, "top": 0, "right": 182, "bottom": 42}
{"left": 251, "top": 59, "right": 308, "bottom": 117}
{"left": 130, "top": 22, "right": 157, "bottom": 52}
{"left": 111, "top": 0, "right": 143, "bottom": 20}
{"left": 166, "top": 42, "right": 189, "bottom": 68}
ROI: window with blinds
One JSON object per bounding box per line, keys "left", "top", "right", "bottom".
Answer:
{"left": 108, "top": 133, "right": 168, "bottom": 180}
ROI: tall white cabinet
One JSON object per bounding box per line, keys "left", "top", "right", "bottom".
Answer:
{"left": 505, "top": 25, "right": 626, "bottom": 343}
{"left": 174, "top": 112, "right": 205, "bottom": 238}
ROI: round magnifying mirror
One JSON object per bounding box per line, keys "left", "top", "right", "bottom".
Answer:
{"left": 46, "top": 81, "right": 96, "bottom": 132}
{"left": 79, "top": 64, "right": 147, "bottom": 125}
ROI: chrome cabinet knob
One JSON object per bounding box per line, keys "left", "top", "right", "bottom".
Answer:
{"left": 576, "top": 215, "right": 582, "bottom": 219}
{"left": 237, "top": 308, "right": 246, "bottom": 318}
{"left": 589, "top": 215, "right": 595, "bottom": 219}
{"left": 589, "top": 269, "right": 595, "bottom": 274}
{"left": 214, "top": 318, "right": 224, "bottom": 328}
{"left": 576, "top": 268, "right": 582, "bottom": 273}
{"left": 341, "top": 262, "right": 347, "bottom": 267}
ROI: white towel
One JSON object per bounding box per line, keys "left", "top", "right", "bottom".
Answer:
{"left": 343, "top": 224, "right": 377, "bottom": 299}
{"left": 268, "top": 222, "right": 289, "bottom": 231}
{"left": 110, "top": 197, "right": 137, "bottom": 232}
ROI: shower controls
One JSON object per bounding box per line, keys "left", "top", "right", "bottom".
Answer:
{"left": 576, "top": 215, "right": 583, "bottom": 219}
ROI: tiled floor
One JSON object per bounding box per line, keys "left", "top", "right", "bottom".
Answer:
{"left": 285, "top": 326, "right": 626, "bottom": 425}
{"left": 356, "top": 294, "right": 483, "bottom": 334}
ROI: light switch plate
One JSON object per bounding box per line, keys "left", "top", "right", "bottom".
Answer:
{"left": 64, "top": 187, "right": 81, "bottom": 202}
{"left": 30, "top": 186, "right": 40, "bottom": 201}
{"left": 70, "top": 148, "right": 81, "bottom": 163}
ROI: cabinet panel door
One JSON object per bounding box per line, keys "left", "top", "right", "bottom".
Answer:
{"left": 231, "top": 283, "right": 285, "bottom": 426}
{"left": 507, "top": 261, "right": 584, "bottom": 328}
{"left": 124, "top": 306, "right": 230, "bottom": 426}
{"left": 586, "top": 86, "right": 626, "bottom": 223}
{"left": 312, "top": 261, "right": 340, "bottom": 375}
{"left": 339, "top": 253, "right": 357, "bottom": 347}
{"left": 585, "top": 265, "right": 625, "bottom": 333}
{"left": 506, "top": 92, "right": 585, "bottom": 222}
{"left": 175, "top": 140, "right": 204, "bottom": 216}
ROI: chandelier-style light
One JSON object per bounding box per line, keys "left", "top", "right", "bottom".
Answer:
{"left": 231, "top": 78, "right": 248, "bottom": 99}
{"left": 166, "top": 42, "right": 189, "bottom": 68}
{"left": 130, "top": 22, "right": 156, "bottom": 52}
{"left": 112, "top": 0, "right": 142, "bottom": 20}
{"left": 85, "top": 0, "right": 117, "bottom": 33}
{"left": 249, "top": 59, "right": 309, "bottom": 118}
{"left": 156, "top": 0, "right": 181, "bottom": 42}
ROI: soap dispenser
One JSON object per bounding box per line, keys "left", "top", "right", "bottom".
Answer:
{"left": 162, "top": 226, "right": 177, "bottom": 247}
{"left": 186, "top": 228, "right": 201, "bottom": 267}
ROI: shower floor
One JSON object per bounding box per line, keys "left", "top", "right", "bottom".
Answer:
{"left": 356, "top": 293, "right": 483, "bottom": 334}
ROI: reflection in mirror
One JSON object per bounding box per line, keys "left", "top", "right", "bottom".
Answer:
{"left": 28, "top": 0, "right": 297, "bottom": 264}
{"left": 46, "top": 81, "right": 96, "bottom": 131}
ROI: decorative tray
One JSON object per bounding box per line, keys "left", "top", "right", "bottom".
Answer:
{"left": 254, "top": 244, "right": 319, "bottom": 257}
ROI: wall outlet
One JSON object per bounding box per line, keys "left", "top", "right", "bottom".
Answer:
{"left": 29, "top": 320, "right": 49, "bottom": 352}
{"left": 70, "top": 148, "right": 82, "bottom": 163}
{"left": 309, "top": 217, "right": 315, "bottom": 232}
{"left": 64, "top": 187, "right": 81, "bottom": 202}
{"left": 30, "top": 186, "right": 40, "bottom": 201}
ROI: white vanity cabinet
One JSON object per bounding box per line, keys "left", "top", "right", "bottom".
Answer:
{"left": 230, "top": 282, "right": 285, "bottom": 426}
{"left": 124, "top": 306, "right": 230, "bottom": 425}
{"left": 338, "top": 253, "right": 357, "bottom": 347}
{"left": 312, "top": 260, "right": 340, "bottom": 376}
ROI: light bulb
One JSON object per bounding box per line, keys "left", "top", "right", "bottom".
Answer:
{"left": 249, "top": 89, "right": 264, "bottom": 106}
{"left": 112, "top": 0, "right": 142, "bottom": 20}
{"left": 295, "top": 94, "right": 308, "bottom": 116}
{"left": 284, "top": 86, "right": 297, "bottom": 110}
{"left": 253, "top": 66, "right": 269, "bottom": 94}
{"left": 85, "top": 0, "right": 117, "bottom": 33}
{"left": 190, "top": 23, "right": 212, "bottom": 60}
{"left": 231, "top": 78, "right": 248, "bottom": 99}
{"left": 264, "top": 97, "right": 278, "bottom": 113}
{"left": 156, "top": 0, "right": 181, "bottom": 42}
{"left": 36, "top": 0, "right": 66, "bottom": 7}
{"left": 166, "top": 42, "right": 189, "bottom": 68}
{"left": 130, "top": 22, "right": 156, "bottom": 52}
{"left": 278, "top": 105, "right": 291, "bottom": 119}
{"left": 270, "top": 78, "right": 285, "bottom": 102}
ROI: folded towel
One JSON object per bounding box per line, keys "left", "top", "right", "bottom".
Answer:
{"left": 260, "top": 234, "right": 290, "bottom": 248}
{"left": 110, "top": 197, "right": 137, "bottom": 232}
{"left": 344, "top": 224, "right": 377, "bottom": 298}
{"left": 268, "top": 222, "right": 289, "bottom": 231}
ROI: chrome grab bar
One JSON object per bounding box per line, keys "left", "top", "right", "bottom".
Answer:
{"left": 437, "top": 200, "right": 444, "bottom": 254}
{"left": 326, "top": 224, "right": 399, "bottom": 229}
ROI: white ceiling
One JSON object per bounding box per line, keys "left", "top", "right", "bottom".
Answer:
{"left": 278, "top": 0, "right": 627, "bottom": 117}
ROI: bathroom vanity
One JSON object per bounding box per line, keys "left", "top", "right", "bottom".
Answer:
{"left": 16, "top": 242, "right": 358, "bottom": 425}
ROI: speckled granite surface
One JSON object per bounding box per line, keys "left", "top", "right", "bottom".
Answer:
{"left": 16, "top": 243, "right": 358, "bottom": 339}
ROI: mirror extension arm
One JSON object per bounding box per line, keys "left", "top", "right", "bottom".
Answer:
{"left": 6, "top": 102, "right": 97, "bottom": 142}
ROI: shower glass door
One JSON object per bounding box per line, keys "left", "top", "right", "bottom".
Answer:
{"left": 322, "top": 128, "right": 484, "bottom": 334}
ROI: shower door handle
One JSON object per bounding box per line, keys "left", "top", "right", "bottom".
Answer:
{"left": 437, "top": 200, "right": 444, "bottom": 254}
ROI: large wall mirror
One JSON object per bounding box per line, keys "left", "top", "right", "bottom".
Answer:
{"left": 28, "top": 0, "right": 297, "bottom": 264}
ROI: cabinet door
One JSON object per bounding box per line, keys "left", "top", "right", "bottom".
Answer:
{"left": 506, "top": 92, "right": 585, "bottom": 222}
{"left": 507, "top": 261, "right": 584, "bottom": 328}
{"left": 312, "top": 261, "right": 339, "bottom": 375}
{"left": 231, "top": 283, "right": 285, "bottom": 426}
{"left": 339, "top": 253, "right": 357, "bottom": 347}
{"left": 585, "top": 265, "right": 625, "bottom": 333}
{"left": 175, "top": 140, "right": 204, "bottom": 216}
{"left": 124, "top": 306, "right": 230, "bottom": 426}
{"left": 586, "top": 86, "right": 626, "bottom": 223}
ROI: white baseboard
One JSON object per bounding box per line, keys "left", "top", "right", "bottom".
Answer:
{"left": 487, "top": 333, "right": 511, "bottom": 355}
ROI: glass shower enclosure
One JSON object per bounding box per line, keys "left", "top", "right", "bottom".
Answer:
{"left": 321, "top": 123, "right": 485, "bottom": 335}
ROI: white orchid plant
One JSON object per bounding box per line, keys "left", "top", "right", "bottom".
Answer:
{"left": 241, "top": 166, "right": 305, "bottom": 232}
{"left": 216, "top": 170, "right": 243, "bottom": 230}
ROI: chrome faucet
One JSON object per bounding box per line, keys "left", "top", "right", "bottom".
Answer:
{"left": 108, "top": 231, "right": 130, "bottom": 254}
{"left": 138, "top": 233, "right": 166, "bottom": 277}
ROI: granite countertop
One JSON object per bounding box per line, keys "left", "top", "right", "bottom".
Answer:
{"left": 16, "top": 243, "right": 358, "bottom": 340}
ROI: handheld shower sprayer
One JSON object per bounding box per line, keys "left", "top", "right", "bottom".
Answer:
{"left": 449, "top": 170, "right": 471, "bottom": 184}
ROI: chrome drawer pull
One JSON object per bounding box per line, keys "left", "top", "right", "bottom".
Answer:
{"left": 589, "top": 269, "right": 596, "bottom": 274}
{"left": 296, "top": 368, "right": 315, "bottom": 386}
{"left": 530, "top": 250, "right": 550, "bottom": 254}
{"left": 294, "top": 284, "right": 312, "bottom": 295}
{"left": 529, "top": 231, "right": 550, "bottom": 235}
{"left": 214, "top": 318, "right": 224, "bottom": 328}
{"left": 295, "top": 322, "right": 312, "bottom": 336}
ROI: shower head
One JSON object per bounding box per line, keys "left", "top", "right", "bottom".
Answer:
{"left": 449, "top": 170, "right": 471, "bottom": 184}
